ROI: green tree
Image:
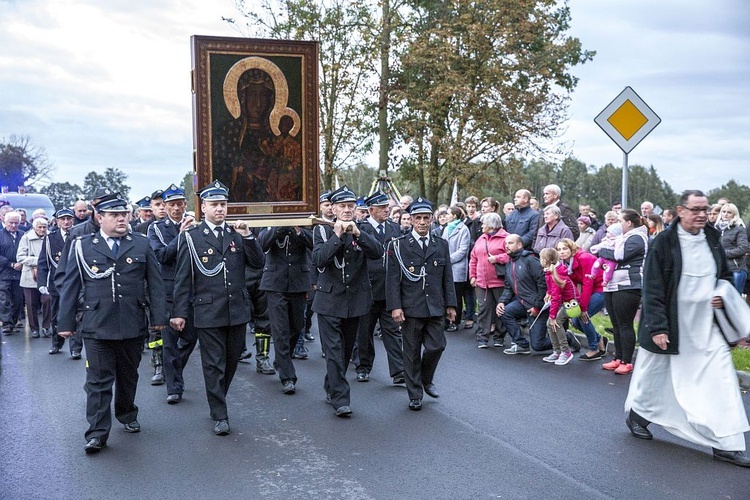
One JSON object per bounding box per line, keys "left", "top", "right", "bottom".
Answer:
{"left": 228, "top": 0, "right": 377, "bottom": 191}
{"left": 180, "top": 172, "right": 196, "bottom": 212}
{"left": 82, "top": 167, "right": 131, "bottom": 201}
{"left": 392, "top": 0, "right": 594, "bottom": 201}
{"left": 41, "top": 182, "right": 83, "bottom": 210}
{"left": 0, "top": 135, "right": 54, "bottom": 191}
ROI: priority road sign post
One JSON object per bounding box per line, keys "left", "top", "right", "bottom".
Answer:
{"left": 594, "top": 87, "right": 661, "bottom": 210}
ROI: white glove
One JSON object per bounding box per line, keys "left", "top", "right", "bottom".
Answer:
{"left": 39, "top": 286, "right": 49, "bottom": 295}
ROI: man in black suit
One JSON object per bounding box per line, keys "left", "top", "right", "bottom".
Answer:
{"left": 170, "top": 180, "right": 264, "bottom": 436}
{"left": 37, "top": 208, "right": 77, "bottom": 355}
{"left": 148, "top": 184, "right": 199, "bottom": 404}
{"left": 355, "top": 190, "right": 404, "bottom": 385}
{"left": 312, "top": 185, "right": 381, "bottom": 417}
{"left": 259, "top": 225, "right": 313, "bottom": 394}
{"left": 0, "top": 211, "right": 25, "bottom": 335}
{"left": 57, "top": 194, "right": 167, "bottom": 454}
{"left": 386, "top": 197, "right": 457, "bottom": 411}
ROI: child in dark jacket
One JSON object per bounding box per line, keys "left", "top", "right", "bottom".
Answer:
{"left": 539, "top": 248, "right": 577, "bottom": 365}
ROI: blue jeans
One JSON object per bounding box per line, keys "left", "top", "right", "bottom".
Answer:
{"left": 733, "top": 270, "right": 747, "bottom": 293}
{"left": 501, "top": 299, "right": 550, "bottom": 351}
{"left": 572, "top": 292, "right": 604, "bottom": 351}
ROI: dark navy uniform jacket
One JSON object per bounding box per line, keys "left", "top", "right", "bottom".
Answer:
{"left": 148, "top": 218, "right": 182, "bottom": 302}
{"left": 311, "top": 224, "right": 381, "bottom": 318}
{"left": 57, "top": 232, "right": 166, "bottom": 339}
{"left": 258, "top": 226, "right": 313, "bottom": 294}
{"left": 171, "top": 222, "right": 264, "bottom": 329}
{"left": 385, "top": 233, "right": 457, "bottom": 318}
{"left": 37, "top": 229, "right": 66, "bottom": 295}
{"left": 358, "top": 218, "right": 399, "bottom": 301}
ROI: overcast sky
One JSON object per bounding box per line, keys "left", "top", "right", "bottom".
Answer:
{"left": 1, "top": 0, "right": 748, "bottom": 203}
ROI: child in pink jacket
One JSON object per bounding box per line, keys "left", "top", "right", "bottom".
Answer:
{"left": 539, "top": 248, "right": 577, "bottom": 365}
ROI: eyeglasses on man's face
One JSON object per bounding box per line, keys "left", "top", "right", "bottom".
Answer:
{"left": 679, "top": 205, "right": 710, "bottom": 214}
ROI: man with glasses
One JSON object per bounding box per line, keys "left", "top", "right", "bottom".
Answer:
{"left": 625, "top": 190, "right": 750, "bottom": 467}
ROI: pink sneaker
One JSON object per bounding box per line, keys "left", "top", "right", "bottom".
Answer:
{"left": 614, "top": 363, "right": 634, "bottom": 375}
{"left": 602, "top": 359, "right": 621, "bottom": 371}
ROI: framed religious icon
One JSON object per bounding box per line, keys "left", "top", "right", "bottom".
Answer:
{"left": 191, "top": 35, "right": 319, "bottom": 224}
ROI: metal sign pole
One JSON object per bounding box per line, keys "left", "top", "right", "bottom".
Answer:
{"left": 622, "top": 152, "right": 629, "bottom": 210}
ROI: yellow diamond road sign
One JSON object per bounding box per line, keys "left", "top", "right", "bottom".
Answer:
{"left": 594, "top": 86, "right": 661, "bottom": 154}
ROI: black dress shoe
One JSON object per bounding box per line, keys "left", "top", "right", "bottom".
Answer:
{"left": 335, "top": 405, "right": 352, "bottom": 417}
{"left": 71, "top": 351, "right": 82, "bottom": 360}
{"left": 712, "top": 448, "right": 750, "bottom": 467}
{"left": 214, "top": 420, "right": 230, "bottom": 435}
{"left": 84, "top": 437, "right": 106, "bottom": 454}
{"left": 49, "top": 345, "right": 61, "bottom": 355}
{"left": 123, "top": 420, "right": 141, "bottom": 433}
{"left": 392, "top": 374, "right": 405, "bottom": 385}
{"left": 2, "top": 327, "right": 14, "bottom": 335}
{"left": 423, "top": 383, "right": 440, "bottom": 398}
{"left": 282, "top": 380, "right": 296, "bottom": 394}
{"left": 356, "top": 372, "right": 369, "bottom": 382}
{"left": 166, "top": 394, "right": 182, "bottom": 404}
{"left": 409, "top": 399, "right": 422, "bottom": 411}
{"left": 626, "top": 410, "right": 653, "bottom": 440}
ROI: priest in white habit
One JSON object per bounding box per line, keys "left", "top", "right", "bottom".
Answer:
{"left": 624, "top": 189, "right": 750, "bottom": 467}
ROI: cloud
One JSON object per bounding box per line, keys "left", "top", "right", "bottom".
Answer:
{"left": 0, "top": 0, "right": 241, "bottom": 198}
{"left": 563, "top": 0, "right": 750, "bottom": 194}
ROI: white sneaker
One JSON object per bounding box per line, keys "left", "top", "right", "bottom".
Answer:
{"left": 555, "top": 351, "right": 574, "bottom": 366}
{"left": 543, "top": 352, "right": 560, "bottom": 363}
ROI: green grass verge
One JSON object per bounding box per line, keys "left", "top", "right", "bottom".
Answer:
{"left": 572, "top": 313, "right": 750, "bottom": 372}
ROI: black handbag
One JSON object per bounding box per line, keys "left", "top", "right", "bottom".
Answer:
{"left": 485, "top": 239, "right": 506, "bottom": 278}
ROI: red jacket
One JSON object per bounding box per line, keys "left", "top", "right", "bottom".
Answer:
{"left": 566, "top": 249, "right": 603, "bottom": 312}
{"left": 545, "top": 262, "right": 576, "bottom": 319}
{"left": 469, "top": 230, "right": 509, "bottom": 289}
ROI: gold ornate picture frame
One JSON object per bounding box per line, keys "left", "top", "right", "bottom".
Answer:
{"left": 191, "top": 36, "right": 319, "bottom": 224}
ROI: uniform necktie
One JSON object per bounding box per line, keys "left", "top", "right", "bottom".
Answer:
{"left": 419, "top": 236, "right": 427, "bottom": 252}
{"left": 215, "top": 226, "right": 224, "bottom": 245}
{"left": 62, "top": 231, "right": 67, "bottom": 243}
{"left": 377, "top": 223, "right": 384, "bottom": 239}
{"left": 111, "top": 238, "right": 120, "bottom": 257}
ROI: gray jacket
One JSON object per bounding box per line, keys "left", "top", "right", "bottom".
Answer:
{"left": 441, "top": 221, "right": 470, "bottom": 283}
{"left": 717, "top": 223, "right": 748, "bottom": 272}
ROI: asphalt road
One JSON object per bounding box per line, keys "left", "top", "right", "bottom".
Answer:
{"left": 1, "top": 322, "right": 748, "bottom": 500}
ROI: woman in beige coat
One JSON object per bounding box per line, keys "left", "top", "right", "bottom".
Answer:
{"left": 16, "top": 217, "right": 50, "bottom": 338}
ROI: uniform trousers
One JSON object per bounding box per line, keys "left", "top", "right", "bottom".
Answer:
{"left": 50, "top": 294, "right": 83, "bottom": 353}
{"left": 248, "top": 280, "right": 271, "bottom": 335}
{"left": 355, "top": 299, "right": 404, "bottom": 377}
{"left": 83, "top": 336, "right": 142, "bottom": 441}
{"left": 318, "top": 314, "right": 360, "bottom": 409}
{"left": 266, "top": 291, "right": 305, "bottom": 383}
{"left": 401, "top": 316, "right": 446, "bottom": 400}
{"left": 161, "top": 306, "right": 198, "bottom": 396}
{"left": 197, "top": 324, "right": 246, "bottom": 420}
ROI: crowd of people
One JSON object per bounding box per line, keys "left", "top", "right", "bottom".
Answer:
{"left": 1, "top": 181, "right": 748, "bottom": 466}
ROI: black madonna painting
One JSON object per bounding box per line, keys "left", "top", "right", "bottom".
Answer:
{"left": 192, "top": 36, "right": 319, "bottom": 221}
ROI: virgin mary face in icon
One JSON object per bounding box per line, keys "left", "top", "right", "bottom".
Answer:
{"left": 238, "top": 69, "right": 275, "bottom": 131}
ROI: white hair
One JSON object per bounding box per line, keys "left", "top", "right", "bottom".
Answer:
{"left": 33, "top": 217, "right": 48, "bottom": 229}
